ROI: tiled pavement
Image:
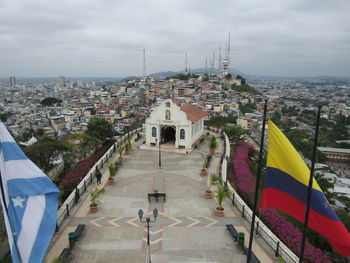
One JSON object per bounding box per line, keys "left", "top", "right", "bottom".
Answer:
{"left": 45, "top": 133, "right": 277, "bottom": 263}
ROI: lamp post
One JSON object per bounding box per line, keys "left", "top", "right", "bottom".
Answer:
{"left": 138, "top": 208, "right": 158, "bottom": 263}
{"left": 156, "top": 138, "right": 161, "bottom": 167}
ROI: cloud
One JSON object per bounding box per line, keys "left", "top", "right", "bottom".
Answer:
{"left": 0, "top": 0, "right": 349, "bottom": 77}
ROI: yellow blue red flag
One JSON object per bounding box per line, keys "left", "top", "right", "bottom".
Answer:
{"left": 262, "top": 120, "right": 350, "bottom": 257}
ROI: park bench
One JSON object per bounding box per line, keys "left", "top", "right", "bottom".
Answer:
{"left": 74, "top": 224, "right": 86, "bottom": 241}
{"left": 226, "top": 224, "right": 238, "bottom": 242}
{"left": 58, "top": 247, "right": 71, "bottom": 262}
{"left": 148, "top": 192, "right": 166, "bottom": 202}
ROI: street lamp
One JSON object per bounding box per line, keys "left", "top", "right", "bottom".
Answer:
{"left": 138, "top": 208, "right": 158, "bottom": 263}
{"left": 155, "top": 138, "right": 161, "bottom": 167}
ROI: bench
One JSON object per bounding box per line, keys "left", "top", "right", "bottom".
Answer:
{"left": 59, "top": 247, "right": 71, "bottom": 262}
{"left": 148, "top": 192, "right": 166, "bottom": 202}
{"left": 74, "top": 224, "right": 86, "bottom": 241}
{"left": 226, "top": 224, "right": 239, "bottom": 242}
{"left": 243, "top": 247, "right": 261, "bottom": 263}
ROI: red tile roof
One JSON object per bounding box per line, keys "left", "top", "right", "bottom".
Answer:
{"left": 180, "top": 104, "right": 207, "bottom": 123}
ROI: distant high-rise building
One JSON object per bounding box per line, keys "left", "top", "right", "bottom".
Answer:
{"left": 58, "top": 76, "right": 65, "bottom": 87}
{"left": 9, "top": 76, "right": 16, "bottom": 87}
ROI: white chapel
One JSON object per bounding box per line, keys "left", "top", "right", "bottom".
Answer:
{"left": 145, "top": 99, "right": 207, "bottom": 149}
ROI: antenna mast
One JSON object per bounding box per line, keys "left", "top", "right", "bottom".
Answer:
{"left": 211, "top": 51, "right": 215, "bottom": 74}
{"left": 228, "top": 32, "right": 231, "bottom": 73}
{"left": 185, "top": 51, "right": 188, "bottom": 74}
{"left": 143, "top": 48, "right": 146, "bottom": 77}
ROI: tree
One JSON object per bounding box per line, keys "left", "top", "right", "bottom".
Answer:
{"left": 209, "top": 135, "right": 218, "bottom": 154}
{"left": 225, "top": 73, "right": 232, "bottom": 79}
{"left": 40, "top": 97, "right": 62, "bottom": 106}
{"left": 24, "top": 137, "right": 67, "bottom": 172}
{"left": 235, "top": 75, "right": 246, "bottom": 85}
{"left": 204, "top": 116, "right": 237, "bottom": 128}
{"left": 63, "top": 133, "right": 100, "bottom": 167}
{"left": 224, "top": 126, "right": 246, "bottom": 145}
{"left": 86, "top": 118, "right": 114, "bottom": 141}
{"left": 239, "top": 102, "right": 257, "bottom": 114}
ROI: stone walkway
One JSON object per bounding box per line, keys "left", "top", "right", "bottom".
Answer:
{"left": 45, "top": 133, "right": 277, "bottom": 263}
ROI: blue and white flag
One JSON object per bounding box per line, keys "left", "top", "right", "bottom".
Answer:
{"left": 0, "top": 120, "right": 60, "bottom": 263}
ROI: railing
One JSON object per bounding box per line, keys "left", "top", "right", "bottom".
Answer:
{"left": 56, "top": 128, "right": 142, "bottom": 227}
{"left": 212, "top": 129, "right": 300, "bottom": 263}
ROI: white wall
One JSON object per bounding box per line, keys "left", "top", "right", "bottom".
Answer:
{"left": 145, "top": 99, "right": 203, "bottom": 149}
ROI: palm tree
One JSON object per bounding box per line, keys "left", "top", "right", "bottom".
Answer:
{"left": 205, "top": 173, "right": 220, "bottom": 198}
{"left": 117, "top": 145, "right": 125, "bottom": 161}
{"left": 200, "top": 153, "right": 208, "bottom": 176}
{"left": 209, "top": 135, "right": 217, "bottom": 155}
{"left": 108, "top": 163, "right": 118, "bottom": 177}
{"left": 215, "top": 185, "right": 230, "bottom": 216}
{"left": 90, "top": 187, "right": 105, "bottom": 211}
{"left": 127, "top": 137, "right": 132, "bottom": 151}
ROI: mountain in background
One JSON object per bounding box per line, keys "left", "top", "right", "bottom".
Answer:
{"left": 146, "top": 68, "right": 350, "bottom": 82}
{"left": 147, "top": 67, "right": 246, "bottom": 79}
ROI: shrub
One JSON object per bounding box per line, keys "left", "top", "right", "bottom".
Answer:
{"left": 233, "top": 141, "right": 256, "bottom": 198}
{"left": 262, "top": 208, "right": 332, "bottom": 263}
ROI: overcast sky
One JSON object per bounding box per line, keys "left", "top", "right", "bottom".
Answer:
{"left": 1, "top": 0, "right": 349, "bottom": 78}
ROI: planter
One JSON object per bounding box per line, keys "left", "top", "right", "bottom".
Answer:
{"left": 124, "top": 151, "right": 129, "bottom": 155}
{"left": 118, "top": 156, "right": 123, "bottom": 162}
{"left": 107, "top": 179, "right": 115, "bottom": 185}
{"left": 200, "top": 169, "right": 208, "bottom": 176}
{"left": 90, "top": 203, "right": 98, "bottom": 213}
{"left": 205, "top": 190, "right": 213, "bottom": 199}
{"left": 210, "top": 150, "right": 215, "bottom": 155}
{"left": 215, "top": 207, "right": 224, "bottom": 217}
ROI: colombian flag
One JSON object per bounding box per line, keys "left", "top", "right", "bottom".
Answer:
{"left": 262, "top": 120, "right": 350, "bottom": 257}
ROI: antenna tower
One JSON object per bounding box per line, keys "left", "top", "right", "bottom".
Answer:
{"left": 227, "top": 32, "right": 231, "bottom": 71}
{"left": 211, "top": 51, "right": 215, "bottom": 74}
{"left": 185, "top": 51, "right": 188, "bottom": 74}
{"left": 218, "top": 46, "right": 222, "bottom": 72}
{"left": 143, "top": 48, "right": 146, "bottom": 77}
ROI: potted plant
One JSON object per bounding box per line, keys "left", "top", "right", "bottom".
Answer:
{"left": 107, "top": 175, "right": 115, "bottom": 185}
{"left": 107, "top": 163, "right": 119, "bottom": 185}
{"left": 90, "top": 187, "right": 105, "bottom": 213}
{"left": 209, "top": 135, "right": 217, "bottom": 155}
{"left": 205, "top": 173, "right": 220, "bottom": 198}
{"left": 124, "top": 142, "right": 130, "bottom": 155}
{"left": 214, "top": 185, "right": 230, "bottom": 216}
{"left": 117, "top": 146, "right": 124, "bottom": 162}
{"left": 200, "top": 153, "right": 208, "bottom": 176}
{"left": 127, "top": 137, "right": 132, "bottom": 151}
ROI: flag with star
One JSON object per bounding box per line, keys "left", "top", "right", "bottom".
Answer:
{"left": 0, "top": 120, "right": 60, "bottom": 263}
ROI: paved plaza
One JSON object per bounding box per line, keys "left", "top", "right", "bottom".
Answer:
{"left": 46, "top": 133, "right": 276, "bottom": 263}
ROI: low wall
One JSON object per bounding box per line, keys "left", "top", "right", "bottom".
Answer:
{"left": 218, "top": 131, "right": 299, "bottom": 263}
{"left": 56, "top": 128, "right": 142, "bottom": 226}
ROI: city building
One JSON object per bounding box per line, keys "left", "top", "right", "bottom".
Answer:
{"left": 9, "top": 76, "right": 16, "bottom": 87}
{"left": 58, "top": 76, "right": 66, "bottom": 87}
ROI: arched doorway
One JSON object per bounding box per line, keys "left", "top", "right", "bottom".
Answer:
{"left": 163, "top": 126, "right": 175, "bottom": 144}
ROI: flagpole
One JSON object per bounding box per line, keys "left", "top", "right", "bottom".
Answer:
{"left": 0, "top": 169, "right": 21, "bottom": 262}
{"left": 247, "top": 99, "right": 268, "bottom": 263}
{"left": 299, "top": 105, "right": 321, "bottom": 263}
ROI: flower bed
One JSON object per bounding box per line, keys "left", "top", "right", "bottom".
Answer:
{"left": 262, "top": 208, "right": 332, "bottom": 263}
{"left": 233, "top": 141, "right": 256, "bottom": 197}
{"left": 59, "top": 142, "right": 114, "bottom": 202}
